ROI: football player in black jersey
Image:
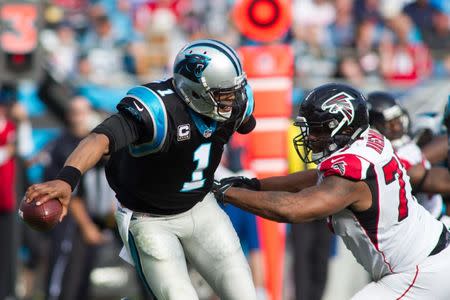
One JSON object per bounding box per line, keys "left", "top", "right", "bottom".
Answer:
{"left": 25, "top": 39, "right": 258, "bottom": 300}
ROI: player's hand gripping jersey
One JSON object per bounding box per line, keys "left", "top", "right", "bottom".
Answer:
{"left": 395, "top": 139, "right": 444, "bottom": 219}
{"left": 319, "top": 129, "right": 444, "bottom": 281}
{"left": 105, "top": 79, "right": 254, "bottom": 215}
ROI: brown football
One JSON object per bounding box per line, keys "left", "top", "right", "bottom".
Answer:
{"left": 19, "top": 196, "right": 62, "bottom": 231}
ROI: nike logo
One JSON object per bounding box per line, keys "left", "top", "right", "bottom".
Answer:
{"left": 133, "top": 101, "right": 144, "bottom": 112}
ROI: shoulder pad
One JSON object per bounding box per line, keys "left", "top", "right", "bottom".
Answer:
{"left": 117, "top": 85, "right": 168, "bottom": 155}
{"left": 319, "top": 153, "right": 371, "bottom": 181}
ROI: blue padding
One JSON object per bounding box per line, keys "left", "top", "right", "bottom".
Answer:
{"left": 245, "top": 84, "right": 254, "bottom": 119}
{"left": 127, "top": 86, "right": 167, "bottom": 155}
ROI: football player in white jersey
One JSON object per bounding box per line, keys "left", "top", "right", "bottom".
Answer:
{"left": 214, "top": 83, "right": 450, "bottom": 299}
{"left": 367, "top": 91, "right": 450, "bottom": 226}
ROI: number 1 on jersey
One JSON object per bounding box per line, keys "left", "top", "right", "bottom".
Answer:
{"left": 181, "top": 143, "right": 211, "bottom": 192}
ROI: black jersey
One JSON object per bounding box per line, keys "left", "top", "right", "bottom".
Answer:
{"left": 106, "top": 78, "right": 255, "bottom": 214}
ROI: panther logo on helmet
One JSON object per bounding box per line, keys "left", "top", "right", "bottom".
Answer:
{"left": 174, "top": 54, "right": 211, "bottom": 84}
{"left": 321, "top": 92, "right": 355, "bottom": 135}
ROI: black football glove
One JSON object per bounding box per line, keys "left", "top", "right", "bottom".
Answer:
{"left": 219, "top": 176, "right": 261, "bottom": 191}
{"left": 212, "top": 180, "right": 234, "bottom": 204}
{"left": 212, "top": 176, "right": 260, "bottom": 204}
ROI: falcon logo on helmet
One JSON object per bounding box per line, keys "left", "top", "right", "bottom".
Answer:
{"left": 293, "top": 83, "right": 369, "bottom": 164}
{"left": 321, "top": 92, "right": 355, "bottom": 135}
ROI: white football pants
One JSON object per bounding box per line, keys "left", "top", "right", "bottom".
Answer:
{"left": 351, "top": 244, "right": 450, "bottom": 300}
{"left": 115, "top": 193, "right": 257, "bottom": 300}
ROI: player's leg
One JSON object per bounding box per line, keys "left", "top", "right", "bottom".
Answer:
{"left": 354, "top": 243, "right": 450, "bottom": 300}
{"left": 350, "top": 280, "right": 397, "bottom": 300}
{"left": 183, "top": 194, "right": 257, "bottom": 300}
{"left": 352, "top": 265, "right": 437, "bottom": 300}
{"left": 413, "top": 245, "right": 450, "bottom": 299}
{"left": 127, "top": 216, "right": 199, "bottom": 300}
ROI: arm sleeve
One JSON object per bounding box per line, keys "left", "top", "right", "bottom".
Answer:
{"left": 235, "top": 84, "right": 256, "bottom": 134}
{"left": 92, "top": 112, "right": 148, "bottom": 153}
{"left": 237, "top": 114, "right": 256, "bottom": 134}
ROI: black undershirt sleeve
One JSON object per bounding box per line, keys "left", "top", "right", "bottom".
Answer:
{"left": 92, "top": 112, "right": 151, "bottom": 153}
{"left": 237, "top": 115, "right": 256, "bottom": 134}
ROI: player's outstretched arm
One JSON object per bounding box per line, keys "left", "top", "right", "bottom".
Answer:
{"left": 217, "top": 169, "right": 318, "bottom": 195}
{"left": 259, "top": 169, "right": 319, "bottom": 192}
{"left": 220, "top": 175, "right": 369, "bottom": 223}
{"left": 421, "top": 135, "right": 448, "bottom": 164}
{"left": 25, "top": 133, "right": 109, "bottom": 221}
{"left": 25, "top": 111, "right": 143, "bottom": 221}
{"left": 64, "top": 133, "right": 110, "bottom": 173}
{"left": 408, "top": 163, "right": 450, "bottom": 195}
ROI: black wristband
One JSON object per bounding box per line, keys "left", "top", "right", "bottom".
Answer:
{"left": 250, "top": 177, "right": 261, "bottom": 191}
{"left": 56, "top": 166, "right": 81, "bottom": 191}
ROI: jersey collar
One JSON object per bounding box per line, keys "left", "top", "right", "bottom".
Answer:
{"left": 188, "top": 109, "right": 217, "bottom": 138}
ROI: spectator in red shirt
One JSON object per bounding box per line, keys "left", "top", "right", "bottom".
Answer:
{"left": 0, "top": 91, "right": 17, "bottom": 300}
{"left": 379, "top": 14, "right": 433, "bottom": 86}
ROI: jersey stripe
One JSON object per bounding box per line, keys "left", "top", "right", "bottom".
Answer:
{"left": 186, "top": 41, "right": 241, "bottom": 75}
{"left": 128, "top": 231, "right": 155, "bottom": 296}
{"left": 397, "top": 265, "right": 419, "bottom": 299}
{"left": 126, "top": 86, "right": 168, "bottom": 156}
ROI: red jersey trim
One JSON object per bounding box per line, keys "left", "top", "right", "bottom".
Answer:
{"left": 319, "top": 153, "right": 364, "bottom": 181}
{"left": 396, "top": 265, "right": 419, "bottom": 300}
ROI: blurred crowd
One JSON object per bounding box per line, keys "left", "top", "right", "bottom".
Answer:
{"left": 37, "top": 0, "right": 450, "bottom": 111}
{"left": 0, "top": 0, "right": 449, "bottom": 300}
{"left": 292, "top": 0, "right": 450, "bottom": 87}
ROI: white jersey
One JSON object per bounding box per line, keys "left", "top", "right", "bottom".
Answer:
{"left": 395, "top": 139, "right": 444, "bottom": 219}
{"left": 319, "top": 129, "right": 444, "bottom": 281}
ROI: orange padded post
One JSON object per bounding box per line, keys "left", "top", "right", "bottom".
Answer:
{"left": 238, "top": 42, "right": 293, "bottom": 300}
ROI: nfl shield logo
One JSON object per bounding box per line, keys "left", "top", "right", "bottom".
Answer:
{"left": 203, "top": 129, "right": 212, "bottom": 138}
